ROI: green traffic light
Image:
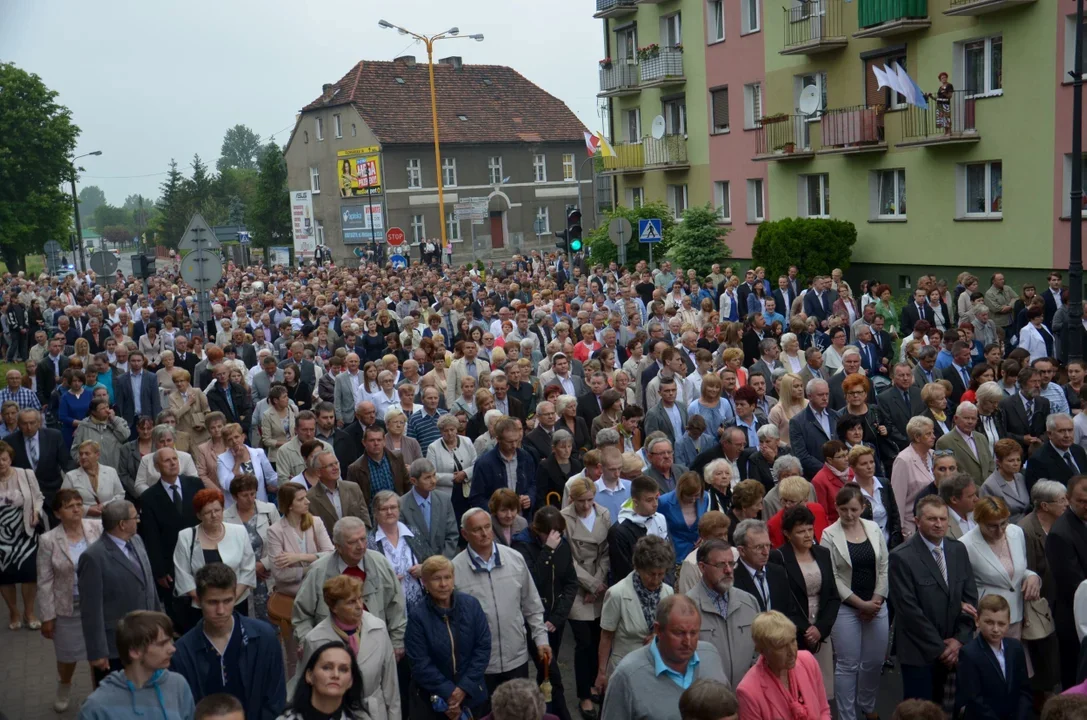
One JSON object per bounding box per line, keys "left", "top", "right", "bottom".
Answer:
{"left": 570, "top": 239, "right": 582, "bottom": 251}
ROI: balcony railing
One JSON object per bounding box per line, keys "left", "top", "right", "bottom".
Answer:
{"left": 898, "top": 90, "right": 979, "bottom": 146}
{"left": 600, "top": 135, "right": 689, "bottom": 173}
{"left": 782, "top": 0, "right": 848, "bottom": 55}
{"left": 854, "top": 0, "right": 930, "bottom": 37}
{"left": 639, "top": 47, "right": 685, "bottom": 86}
{"left": 945, "top": 0, "right": 1035, "bottom": 16}
{"left": 599, "top": 61, "right": 639, "bottom": 96}
{"left": 819, "top": 105, "right": 886, "bottom": 153}
{"left": 594, "top": 0, "right": 638, "bottom": 17}
{"left": 754, "top": 115, "right": 819, "bottom": 159}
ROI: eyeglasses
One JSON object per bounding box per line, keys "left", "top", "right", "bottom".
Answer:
{"left": 933, "top": 449, "right": 956, "bottom": 458}
{"left": 702, "top": 560, "right": 738, "bottom": 571}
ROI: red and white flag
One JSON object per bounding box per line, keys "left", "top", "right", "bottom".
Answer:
{"left": 583, "top": 131, "right": 600, "bottom": 157}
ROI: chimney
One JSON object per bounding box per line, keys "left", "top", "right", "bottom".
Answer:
{"left": 438, "top": 56, "right": 463, "bottom": 70}
{"left": 322, "top": 83, "right": 333, "bottom": 100}
{"left": 395, "top": 55, "right": 417, "bottom": 67}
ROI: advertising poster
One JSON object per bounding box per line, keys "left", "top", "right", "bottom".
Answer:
{"left": 341, "top": 203, "right": 385, "bottom": 244}
{"left": 288, "top": 190, "right": 315, "bottom": 260}
{"left": 337, "top": 146, "right": 383, "bottom": 198}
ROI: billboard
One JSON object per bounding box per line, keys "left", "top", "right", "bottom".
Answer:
{"left": 341, "top": 202, "right": 384, "bottom": 244}
{"left": 288, "top": 190, "right": 316, "bottom": 260}
{"left": 337, "top": 145, "right": 383, "bottom": 198}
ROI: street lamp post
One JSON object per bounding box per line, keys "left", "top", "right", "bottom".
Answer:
{"left": 68, "top": 150, "right": 102, "bottom": 273}
{"left": 1070, "top": 0, "right": 1085, "bottom": 362}
{"left": 379, "top": 20, "right": 483, "bottom": 257}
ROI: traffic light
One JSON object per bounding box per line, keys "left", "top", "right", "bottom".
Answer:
{"left": 136, "top": 254, "right": 156, "bottom": 278}
{"left": 554, "top": 229, "right": 568, "bottom": 254}
{"left": 567, "top": 209, "right": 583, "bottom": 253}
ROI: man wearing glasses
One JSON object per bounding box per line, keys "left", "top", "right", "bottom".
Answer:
{"left": 645, "top": 437, "right": 686, "bottom": 494}
{"left": 687, "top": 538, "right": 760, "bottom": 687}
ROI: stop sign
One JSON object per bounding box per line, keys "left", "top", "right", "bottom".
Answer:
{"left": 386, "top": 227, "right": 405, "bottom": 247}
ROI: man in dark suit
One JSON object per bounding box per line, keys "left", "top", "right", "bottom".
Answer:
{"left": 491, "top": 372, "right": 525, "bottom": 422}
{"left": 789, "top": 379, "right": 841, "bottom": 478}
{"left": 136, "top": 448, "right": 201, "bottom": 625}
{"left": 889, "top": 495, "right": 978, "bottom": 706}
{"left": 940, "top": 341, "right": 974, "bottom": 406}
{"left": 748, "top": 338, "right": 782, "bottom": 392}
{"left": 999, "top": 367, "right": 1049, "bottom": 456}
{"left": 229, "top": 329, "right": 258, "bottom": 370}
{"left": 524, "top": 401, "right": 557, "bottom": 463}
{"left": 205, "top": 362, "right": 253, "bottom": 435}
{"left": 170, "top": 335, "right": 198, "bottom": 376}
{"left": 1043, "top": 272, "right": 1064, "bottom": 328}
{"left": 912, "top": 345, "right": 939, "bottom": 389}
{"left": 732, "top": 519, "right": 805, "bottom": 630}
{"left": 576, "top": 371, "right": 609, "bottom": 428}
{"left": 900, "top": 288, "right": 934, "bottom": 337}
{"left": 772, "top": 275, "right": 794, "bottom": 321}
{"left": 35, "top": 336, "right": 69, "bottom": 407}
{"left": 732, "top": 269, "right": 757, "bottom": 317}
{"left": 878, "top": 363, "right": 926, "bottom": 460}
{"left": 639, "top": 340, "right": 668, "bottom": 404}
{"left": 828, "top": 350, "right": 877, "bottom": 412}
{"left": 853, "top": 324, "right": 887, "bottom": 380}
{"left": 953, "top": 601, "right": 1032, "bottom": 720}
{"left": 78, "top": 500, "right": 161, "bottom": 683}
{"left": 114, "top": 351, "right": 162, "bottom": 439}
{"left": 12, "top": 408, "right": 75, "bottom": 518}
{"left": 81, "top": 316, "right": 109, "bottom": 356}
{"left": 797, "top": 347, "right": 832, "bottom": 388}
{"left": 870, "top": 315, "right": 895, "bottom": 368}
{"left": 802, "top": 276, "right": 835, "bottom": 329}
{"left": 1046, "top": 473, "right": 1087, "bottom": 689}
{"left": 1025, "top": 413, "right": 1087, "bottom": 491}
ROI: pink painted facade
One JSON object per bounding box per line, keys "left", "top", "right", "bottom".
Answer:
{"left": 705, "top": 0, "right": 767, "bottom": 259}
{"left": 1053, "top": 3, "right": 1087, "bottom": 269}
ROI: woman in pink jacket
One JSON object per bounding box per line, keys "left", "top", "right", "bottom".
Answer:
{"left": 890, "top": 416, "right": 937, "bottom": 540}
{"left": 737, "top": 610, "right": 832, "bottom": 720}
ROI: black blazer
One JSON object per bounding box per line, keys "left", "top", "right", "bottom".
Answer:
{"left": 736, "top": 446, "right": 776, "bottom": 493}
{"left": 877, "top": 385, "right": 925, "bottom": 457}
{"left": 733, "top": 556, "right": 807, "bottom": 634}
{"left": 789, "top": 405, "right": 842, "bottom": 479}
{"left": 114, "top": 372, "right": 163, "bottom": 436}
{"left": 523, "top": 426, "right": 553, "bottom": 464}
{"left": 869, "top": 479, "right": 904, "bottom": 550}
{"left": 999, "top": 393, "right": 1050, "bottom": 455}
{"left": 576, "top": 392, "right": 603, "bottom": 428}
{"left": 1046, "top": 508, "right": 1087, "bottom": 687}
{"left": 900, "top": 302, "right": 933, "bottom": 337}
{"left": 137, "top": 475, "right": 203, "bottom": 582}
{"left": 940, "top": 364, "right": 971, "bottom": 406}
{"left": 557, "top": 416, "right": 592, "bottom": 456}
{"left": 36, "top": 354, "right": 69, "bottom": 406}
{"left": 921, "top": 408, "right": 950, "bottom": 443}
{"left": 205, "top": 381, "right": 253, "bottom": 434}
{"left": 828, "top": 371, "right": 878, "bottom": 412}
{"left": 955, "top": 634, "right": 1032, "bottom": 720}
{"left": 172, "top": 351, "right": 199, "bottom": 376}
{"left": 1025, "top": 442, "right": 1087, "bottom": 492}
{"left": 536, "top": 454, "right": 584, "bottom": 510}
{"left": 742, "top": 331, "right": 765, "bottom": 369}
{"left": 10, "top": 427, "right": 75, "bottom": 504}
{"left": 770, "top": 543, "right": 841, "bottom": 649}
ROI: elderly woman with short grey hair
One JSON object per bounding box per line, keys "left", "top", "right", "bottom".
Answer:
{"left": 473, "top": 408, "right": 504, "bottom": 456}
{"left": 556, "top": 393, "right": 591, "bottom": 456}
{"left": 425, "top": 414, "right": 477, "bottom": 522}
{"left": 763, "top": 455, "right": 808, "bottom": 519}
{"left": 891, "top": 415, "right": 936, "bottom": 539}
{"left": 537, "top": 428, "right": 584, "bottom": 510}
{"left": 975, "top": 381, "right": 1006, "bottom": 451}
{"left": 369, "top": 487, "right": 427, "bottom": 609}
{"left": 1018, "top": 479, "right": 1067, "bottom": 694}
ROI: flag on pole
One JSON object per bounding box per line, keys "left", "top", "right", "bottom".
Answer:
{"left": 583, "top": 131, "right": 600, "bottom": 157}
{"left": 595, "top": 132, "right": 616, "bottom": 158}
{"left": 880, "top": 64, "right": 907, "bottom": 99}
{"left": 872, "top": 65, "right": 892, "bottom": 93}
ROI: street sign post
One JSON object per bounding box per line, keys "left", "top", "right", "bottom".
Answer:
{"left": 178, "top": 214, "right": 222, "bottom": 253}
{"left": 608, "top": 217, "right": 632, "bottom": 267}
{"left": 386, "top": 227, "right": 405, "bottom": 247}
{"left": 180, "top": 249, "right": 223, "bottom": 333}
{"left": 390, "top": 254, "right": 407, "bottom": 269}
{"left": 89, "top": 250, "right": 118, "bottom": 277}
{"left": 638, "top": 218, "right": 663, "bottom": 269}
{"left": 44, "top": 240, "right": 62, "bottom": 274}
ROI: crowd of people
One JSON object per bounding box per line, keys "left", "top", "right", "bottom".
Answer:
{"left": 4, "top": 253, "right": 1087, "bottom": 720}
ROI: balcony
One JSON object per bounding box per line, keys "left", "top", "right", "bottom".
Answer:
{"left": 639, "top": 47, "right": 685, "bottom": 88}
{"left": 817, "top": 106, "right": 886, "bottom": 155}
{"left": 897, "top": 90, "right": 980, "bottom": 147}
{"left": 781, "top": 0, "right": 848, "bottom": 55}
{"left": 600, "top": 135, "right": 690, "bottom": 174}
{"left": 945, "top": 0, "right": 1035, "bottom": 16}
{"left": 599, "top": 61, "right": 639, "bottom": 97}
{"left": 854, "top": 0, "right": 930, "bottom": 38}
{"left": 753, "top": 115, "right": 819, "bottom": 161}
{"left": 593, "top": 0, "right": 638, "bottom": 18}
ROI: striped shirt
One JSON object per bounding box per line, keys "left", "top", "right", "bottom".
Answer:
{"left": 406, "top": 408, "right": 447, "bottom": 452}
{"left": 0, "top": 387, "right": 40, "bottom": 410}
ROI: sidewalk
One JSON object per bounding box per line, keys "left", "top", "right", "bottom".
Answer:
{"left": 0, "top": 621, "right": 92, "bottom": 719}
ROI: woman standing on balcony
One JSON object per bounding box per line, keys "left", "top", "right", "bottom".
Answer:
{"left": 926, "top": 72, "right": 954, "bottom": 135}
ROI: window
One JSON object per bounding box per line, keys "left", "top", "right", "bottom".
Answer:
{"left": 534, "top": 154, "right": 547, "bottom": 182}
{"left": 618, "top": 26, "right": 638, "bottom": 60}
{"left": 661, "top": 13, "right": 682, "bottom": 47}
{"left": 1063, "top": 155, "right": 1087, "bottom": 217}
{"left": 333, "top": 114, "right": 342, "bottom": 138}
{"left": 407, "top": 159, "right": 422, "bottom": 189}
{"left": 304, "top": 131, "right": 309, "bottom": 144}
{"left": 795, "top": 71, "right": 827, "bottom": 115}
{"left": 744, "top": 83, "right": 763, "bottom": 129}
{"left": 627, "top": 187, "right": 645, "bottom": 208}
{"left": 964, "top": 36, "right": 1002, "bottom": 97}
{"left": 488, "top": 156, "right": 503, "bottom": 185}
{"left": 747, "top": 178, "right": 765, "bottom": 222}
{"left": 563, "top": 153, "right": 576, "bottom": 181}
{"left": 411, "top": 214, "right": 426, "bottom": 243}
{"left": 864, "top": 55, "right": 908, "bottom": 109}
{"left": 309, "top": 166, "right": 321, "bottom": 194}
{"left": 964, "top": 161, "right": 1002, "bottom": 218}
{"left": 714, "top": 181, "right": 731, "bottom": 222}
{"left": 315, "top": 117, "right": 324, "bottom": 141}
{"left": 1065, "top": 16, "right": 1087, "bottom": 79}
{"left": 446, "top": 212, "right": 460, "bottom": 241}
{"left": 625, "top": 109, "right": 642, "bottom": 142}
{"left": 709, "top": 0, "right": 724, "bottom": 42}
{"left": 315, "top": 222, "right": 325, "bottom": 246}
{"left": 801, "top": 174, "right": 831, "bottom": 218}
{"left": 351, "top": 123, "right": 357, "bottom": 137}
{"left": 664, "top": 98, "right": 687, "bottom": 135}
{"left": 668, "top": 184, "right": 689, "bottom": 219}
{"left": 442, "top": 157, "right": 457, "bottom": 187}
{"left": 535, "top": 206, "right": 551, "bottom": 234}
{"left": 874, "top": 169, "right": 906, "bottom": 219}
{"left": 741, "top": 0, "right": 760, "bottom": 34}
{"left": 711, "top": 88, "right": 730, "bottom": 134}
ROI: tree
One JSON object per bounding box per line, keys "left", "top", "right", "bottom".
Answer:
{"left": 665, "top": 204, "right": 732, "bottom": 279}
{"left": 101, "top": 225, "right": 131, "bottom": 245}
{"left": 217, "top": 125, "right": 262, "bottom": 172}
{"left": 187, "top": 154, "right": 213, "bottom": 209}
{"left": 0, "top": 62, "right": 80, "bottom": 272}
{"left": 585, "top": 201, "right": 676, "bottom": 268}
{"left": 92, "top": 204, "right": 129, "bottom": 234}
{"left": 79, "top": 186, "right": 107, "bottom": 224}
{"left": 154, "top": 159, "right": 189, "bottom": 248}
{"left": 751, "top": 218, "right": 857, "bottom": 282}
{"left": 249, "top": 142, "right": 291, "bottom": 249}
{"left": 124, "top": 195, "right": 152, "bottom": 238}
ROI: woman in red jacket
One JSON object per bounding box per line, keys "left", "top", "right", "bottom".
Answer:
{"left": 767, "top": 476, "right": 827, "bottom": 548}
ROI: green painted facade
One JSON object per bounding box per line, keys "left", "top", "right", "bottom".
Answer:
{"left": 760, "top": 1, "right": 1054, "bottom": 273}
{"left": 603, "top": 0, "right": 711, "bottom": 211}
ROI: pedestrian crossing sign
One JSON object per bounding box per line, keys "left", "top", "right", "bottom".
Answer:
{"left": 638, "top": 218, "right": 663, "bottom": 243}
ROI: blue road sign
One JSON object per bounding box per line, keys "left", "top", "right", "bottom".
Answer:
{"left": 390, "top": 254, "right": 408, "bottom": 269}
{"left": 638, "top": 218, "right": 663, "bottom": 243}
{"left": 354, "top": 247, "right": 366, "bottom": 258}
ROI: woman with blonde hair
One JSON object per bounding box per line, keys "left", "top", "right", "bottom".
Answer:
{"left": 384, "top": 406, "right": 423, "bottom": 466}
{"left": 736, "top": 611, "right": 831, "bottom": 720}
{"left": 156, "top": 350, "right": 177, "bottom": 395}
{"left": 768, "top": 476, "right": 828, "bottom": 548}
{"left": 169, "top": 368, "right": 211, "bottom": 448}
{"left": 720, "top": 347, "right": 748, "bottom": 387}
{"left": 769, "top": 372, "right": 808, "bottom": 439}
{"left": 71, "top": 337, "right": 92, "bottom": 371}
{"left": 920, "top": 381, "right": 951, "bottom": 441}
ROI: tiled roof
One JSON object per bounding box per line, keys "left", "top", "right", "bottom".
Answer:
{"left": 302, "top": 59, "right": 588, "bottom": 146}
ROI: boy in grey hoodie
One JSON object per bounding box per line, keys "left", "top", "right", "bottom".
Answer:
{"left": 79, "top": 610, "right": 195, "bottom": 720}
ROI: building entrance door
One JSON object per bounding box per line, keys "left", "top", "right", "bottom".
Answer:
{"left": 490, "top": 211, "right": 504, "bottom": 249}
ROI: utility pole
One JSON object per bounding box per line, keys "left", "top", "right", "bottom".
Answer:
{"left": 1070, "top": 0, "right": 1085, "bottom": 362}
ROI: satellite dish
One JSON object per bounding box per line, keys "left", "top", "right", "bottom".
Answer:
{"left": 651, "top": 115, "right": 667, "bottom": 140}
{"left": 798, "top": 85, "right": 821, "bottom": 116}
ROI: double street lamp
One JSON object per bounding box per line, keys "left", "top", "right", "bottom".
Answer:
{"left": 378, "top": 20, "right": 483, "bottom": 261}
{"left": 69, "top": 150, "right": 103, "bottom": 272}
{"left": 1070, "top": 0, "right": 1085, "bottom": 362}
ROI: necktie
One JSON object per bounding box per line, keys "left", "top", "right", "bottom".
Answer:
{"left": 124, "top": 541, "right": 143, "bottom": 573}
{"left": 754, "top": 569, "right": 769, "bottom": 609}
{"left": 468, "top": 362, "right": 477, "bottom": 379}
{"left": 28, "top": 438, "right": 38, "bottom": 469}
{"left": 874, "top": 334, "right": 881, "bottom": 351}
{"left": 961, "top": 367, "right": 969, "bottom": 385}
{"left": 903, "top": 391, "right": 911, "bottom": 409}
{"left": 170, "top": 483, "right": 183, "bottom": 514}
{"left": 933, "top": 547, "right": 947, "bottom": 583}
{"left": 1065, "top": 451, "right": 1078, "bottom": 472}
{"left": 1026, "top": 400, "right": 1034, "bottom": 424}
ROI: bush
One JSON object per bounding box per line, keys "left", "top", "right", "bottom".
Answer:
{"left": 585, "top": 201, "right": 676, "bottom": 268}
{"left": 751, "top": 218, "right": 856, "bottom": 281}
{"left": 665, "top": 204, "right": 731, "bottom": 279}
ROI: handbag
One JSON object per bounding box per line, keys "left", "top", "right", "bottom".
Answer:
{"left": 267, "top": 591, "right": 295, "bottom": 631}
{"left": 1021, "top": 596, "right": 1054, "bottom": 640}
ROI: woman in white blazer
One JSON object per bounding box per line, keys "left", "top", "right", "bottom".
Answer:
{"left": 216, "top": 422, "right": 277, "bottom": 506}
{"left": 960, "top": 496, "right": 1040, "bottom": 631}
{"left": 61, "top": 441, "right": 125, "bottom": 516}
{"left": 820, "top": 485, "right": 890, "bottom": 720}
{"left": 173, "top": 488, "right": 256, "bottom": 614}
{"left": 425, "top": 415, "right": 477, "bottom": 519}
{"left": 1017, "top": 309, "right": 1052, "bottom": 364}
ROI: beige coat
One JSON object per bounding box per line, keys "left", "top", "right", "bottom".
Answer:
{"left": 560, "top": 502, "right": 611, "bottom": 621}
{"left": 687, "top": 581, "right": 760, "bottom": 687}
{"left": 36, "top": 519, "right": 103, "bottom": 620}
{"left": 2, "top": 467, "right": 43, "bottom": 538}
{"left": 600, "top": 572, "right": 675, "bottom": 674}
{"left": 275, "top": 437, "right": 332, "bottom": 481}
{"left": 260, "top": 406, "right": 298, "bottom": 465}
{"left": 61, "top": 466, "right": 126, "bottom": 515}
{"left": 168, "top": 389, "right": 211, "bottom": 448}
{"left": 264, "top": 516, "right": 335, "bottom": 596}
{"left": 821, "top": 518, "right": 890, "bottom": 601}
{"left": 194, "top": 440, "right": 227, "bottom": 490}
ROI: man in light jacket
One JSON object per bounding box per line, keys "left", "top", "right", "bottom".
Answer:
{"left": 686, "top": 539, "right": 759, "bottom": 687}
{"left": 274, "top": 411, "right": 331, "bottom": 480}
{"left": 452, "top": 507, "right": 552, "bottom": 694}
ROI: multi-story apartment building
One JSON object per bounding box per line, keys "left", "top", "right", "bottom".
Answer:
{"left": 284, "top": 56, "right": 594, "bottom": 265}
{"left": 758, "top": 0, "right": 1062, "bottom": 285}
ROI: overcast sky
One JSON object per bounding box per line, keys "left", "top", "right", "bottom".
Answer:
{"left": 1, "top": 0, "right": 603, "bottom": 204}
